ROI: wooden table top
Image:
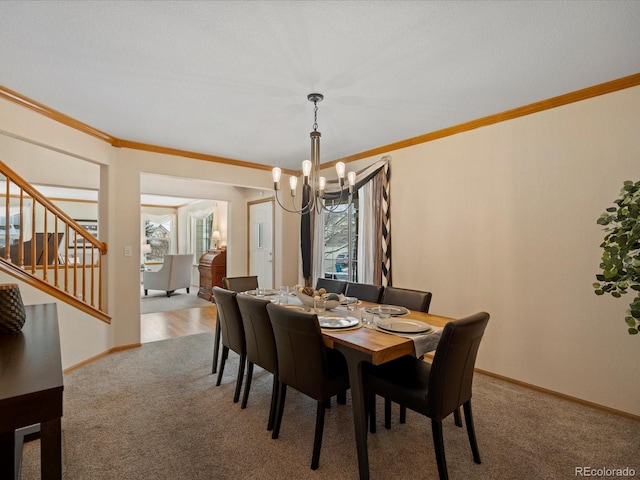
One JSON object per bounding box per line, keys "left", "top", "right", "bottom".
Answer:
{"left": 321, "top": 302, "right": 453, "bottom": 365}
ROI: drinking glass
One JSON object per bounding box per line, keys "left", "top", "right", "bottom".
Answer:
{"left": 314, "top": 298, "right": 326, "bottom": 314}
{"left": 361, "top": 308, "right": 374, "bottom": 325}
{"left": 256, "top": 288, "right": 265, "bottom": 298}
{"left": 345, "top": 296, "right": 358, "bottom": 312}
{"left": 377, "top": 305, "right": 391, "bottom": 319}
{"left": 278, "top": 285, "right": 289, "bottom": 305}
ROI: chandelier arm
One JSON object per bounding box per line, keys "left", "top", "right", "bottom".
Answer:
{"left": 274, "top": 189, "right": 314, "bottom": 215}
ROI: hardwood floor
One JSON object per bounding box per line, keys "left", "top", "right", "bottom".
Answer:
{"left": 141, "top": 305, "right": 217, "bottom": 343}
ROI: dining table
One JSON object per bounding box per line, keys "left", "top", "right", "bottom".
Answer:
{"left": 283, "top": 294, "right": 453, "bottom": 480}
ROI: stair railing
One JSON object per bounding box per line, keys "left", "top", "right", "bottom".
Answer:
{"left": 0, "top": 160, "right": 110, "bottom": 323}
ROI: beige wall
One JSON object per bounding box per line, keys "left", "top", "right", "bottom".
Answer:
{"left": 1, "top": 85, "right": 639, "bottom": 416}
{"left": 385, "top": 86, "right": 640, "bottom": 416}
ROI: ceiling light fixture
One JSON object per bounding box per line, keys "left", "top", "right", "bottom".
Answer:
{"left": 272, "top": 93, "right": 355, "bottom": 214}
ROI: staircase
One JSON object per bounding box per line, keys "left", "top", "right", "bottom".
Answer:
{"left": 0, "top": 160, "right": 110, "bottom": 323}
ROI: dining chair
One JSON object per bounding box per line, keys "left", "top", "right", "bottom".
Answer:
{"left": 364, "top": 312, "right": 490, "bottom": 480}
{"left": 236, "top": 294, "right": 279, "bottom": 431}
{"left": 266, "top": 303, "right": 350, "bottom": 471}
{"left": 380, "top": 285, "right": 433, "bottom": 426}
{"left": 345, "top": 282, "right": 384, "bottom": 303}
{"left": 211, "top": 276, "right": 259, "bottom": 373}
{"left": 315, "top": 277, "right": 348, "bottom": 294}
{"left": 212, "top": 287, "right": 247, "bottom": 404}
{"left": 381, "top": 286, "right": 432, "bottom": 313}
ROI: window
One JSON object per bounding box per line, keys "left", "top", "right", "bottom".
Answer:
{"left": 194, "top": 213, "right": 213, "bottom": 260}
{"left": 323, "top": 195, "right": 358, "bottom": 282}
{"left": 144, "top": 218, "right": 172, "bottom": 261}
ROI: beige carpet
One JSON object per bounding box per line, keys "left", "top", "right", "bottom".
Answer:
{"left": 140, "top": 285, "right": 212, "bottom": 314}
{"left": 20, "top": 332, "right": 640, "bottom": 479}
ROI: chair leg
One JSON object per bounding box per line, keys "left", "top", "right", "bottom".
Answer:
{"left": 369, "top": 393, "right": 377, "bottom": 434}
{"left": 241, "top": 362, "right": 254, "bottom": 409}
{"left": 272, "top": 383, "right": 287, "bottom": 440}
{"left": 431, "top": 419, "right": 449, "bottom": 480}
{"left": 384, "top": 398, "right": 392, "bottom": 429}
{"left": 211, "top": 320, "right": 221, "bottom": 374}
{"left": 186, "top": 287, "right": 190, "bottom": 293}
{"left": 216, "top": 346, "right": 229, "bottom": 386}
{"left": 400, "top": 405, "right": 407, "bottom": 424}
{"left": 233, "top": 353, "right": 246, "bottom": 403}
{"left": 463, "top": 400, "right": 482, "bottom": 464}
{"left": 337, "top": 389, "right": 347, "bottom": 405}
{"left": 144, "top": 289, "right": 148, "bottom": 296}
{"left": 311, "top": 401, "right": 326, "bottom": 470}
{"left": 166, "top": 291, "right": 170, "bottom": 297}
{"left": 454, "top": 406, "right": 462, "bottom": 427}
{"left": 267, "top": 373, "right": 279, "bottom": 431}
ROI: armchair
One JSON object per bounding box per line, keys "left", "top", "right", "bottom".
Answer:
{"left": 143, "top": 253, "right": 194, "bottom": 297}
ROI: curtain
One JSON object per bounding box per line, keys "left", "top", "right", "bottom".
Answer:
{"left": 313, "top": 157, "right": 391, "bottom": 286}
{"left": 186, "top": 201, "right": 215, "bottom": 256}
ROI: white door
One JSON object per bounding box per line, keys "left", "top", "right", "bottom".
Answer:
{"left": 249, "top": 199, "right": 274, "bottom": 289}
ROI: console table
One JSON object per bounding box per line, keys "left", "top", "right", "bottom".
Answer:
{"left": 0, "top": 303, "right": 63, "bottom": 480}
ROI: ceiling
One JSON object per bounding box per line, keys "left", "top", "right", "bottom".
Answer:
{"left": 1, "top": 1, "right": 640, "bottom": 172}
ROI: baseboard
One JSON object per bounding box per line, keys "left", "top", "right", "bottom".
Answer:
{"left": 476, "top": 368, "right": 640, "bottom": 422}
{"left": 63, "top": 343, "right": 141, "bottom": 374}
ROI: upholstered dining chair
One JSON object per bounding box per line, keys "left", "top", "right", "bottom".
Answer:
{"left": 266, "top": 303, "right": 350, "bottom": 471}
{"left": 211, "top": 276, "right": 259, "bottom": 374}
{"left": 364, "top": 312, "right": 490, "bottom": 480}
{"left": 381, "top": 286, "right": 432, "bottom": 313}
{"left": 236, "top": 294, "right": 279, "bottom": 431}
{"left": 380, "top": 285, "right": 433, "bottom": 427}
{"left": 315, "top": 277, "right": 348, "bottom": 294}
{"left": 212, "top": 287, "right": 247, "bottom": 404}
{"left": 345, "top": 282, "right": 384, "bottom": 303}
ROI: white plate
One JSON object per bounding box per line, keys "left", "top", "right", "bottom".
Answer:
{"left": 365, "top": 305, "right": 409, "bottom": 316}
{"left": 244, "top": 289, "right": 279, "bottom": 296}
{"left": 318, "top": 316, "right": 359, "bottom": 329}
{"left": 376, "top": 318, "right": 432, "bottom": 334}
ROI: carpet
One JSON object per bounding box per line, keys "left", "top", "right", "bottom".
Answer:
{"left": 140, "top": 286, "right": 212, "bottom": 314}
{"left": 19, "top": 333, "right": 640, "bottom": 479}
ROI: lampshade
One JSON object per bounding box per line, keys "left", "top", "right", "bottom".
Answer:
{"left": 0, "top": 283, "right": 26, "bottom": 334}
{"left": 212, "top": 231, "right": 221, "bottom": 241}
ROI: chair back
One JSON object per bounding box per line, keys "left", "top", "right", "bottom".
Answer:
{"left": 382, "top": 286, "right": 432, "bottom": 313}
{"left": 212, "top": 287, "right": 246, "bottom": 355}
{"left": 315, "top": 278, "right": 347, "bottom": 294}
{"left": 222, "top": 276, "right": 259, "bottom": 292}
{"left": 166, "top": 254, "right": 194, "bottom": 290}
{"left": 266, "top": 304, "right": 331, "bottom": 402}
{"left": 427, "top": 312, "right": 490, "bottom": 420}
{"left": 345, "top": 282, "right": 384, "bottom": 303}
{"left": 237, "top": 295, "right": 277, "bottom": 374}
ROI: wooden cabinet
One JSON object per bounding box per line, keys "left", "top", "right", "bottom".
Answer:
{"left": 197, "top": 248, "right": 227, "bottom": 301}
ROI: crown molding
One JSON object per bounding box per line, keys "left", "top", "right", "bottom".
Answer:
{"left": 3, "top": 72, "right": 640, "bottom": 173}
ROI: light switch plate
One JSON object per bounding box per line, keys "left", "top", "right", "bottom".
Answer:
{"left": 124, "top": 246, "right": 132, "bottom": 256}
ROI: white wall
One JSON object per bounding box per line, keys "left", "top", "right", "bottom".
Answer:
{"left": 386, "top": 86, "right": 640, "bottom": 416}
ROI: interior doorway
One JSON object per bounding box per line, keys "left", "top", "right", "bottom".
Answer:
{"left": 248, "top": 198, "right": 274, "bottom": 289}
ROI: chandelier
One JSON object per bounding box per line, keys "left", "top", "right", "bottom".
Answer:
{"left": 272, "top": 93, "right": 356, "bottom": 214}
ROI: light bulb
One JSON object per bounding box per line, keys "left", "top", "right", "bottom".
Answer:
{"left": 302, "top": 160, "right": 312, "bottom": 177}
{"left": 318, "top": 176, "right": 326, "bottom": 195}
{"left": 348, "top": 171, "right": 356, "bottom": 186}
{"left": 289, "top": 175, "right": 298, "bottom": 192}
{"left": 335, "top": 162, "right": 346, "bottom": 178}
{"left": 272, "top": 167, "right": 281, "bottom": 183}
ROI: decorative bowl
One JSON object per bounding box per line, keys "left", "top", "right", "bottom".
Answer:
{"left": 296, "top": 292, "right": 344, "bottom": 310}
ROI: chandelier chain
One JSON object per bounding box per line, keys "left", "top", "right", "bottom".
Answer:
{"left": 313, "top": 100, "right": 319, "bottom": 132}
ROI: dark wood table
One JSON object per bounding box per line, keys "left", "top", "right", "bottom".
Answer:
{"left": 321, "top": 305, "right": 452, "bottom": 480}
{"left": 0, "top": 303, "right": 64, "bottom": 480}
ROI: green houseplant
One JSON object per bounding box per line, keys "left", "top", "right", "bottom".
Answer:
{"left": 593, "top": 180, "right": 640, "bottom": 335}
